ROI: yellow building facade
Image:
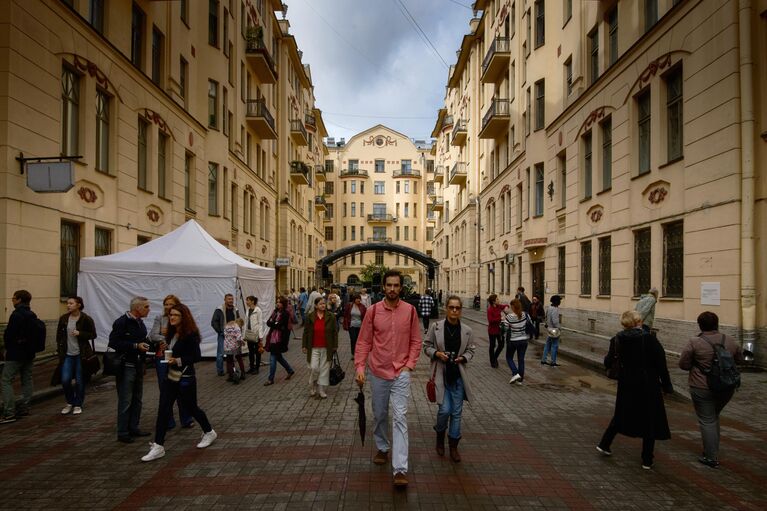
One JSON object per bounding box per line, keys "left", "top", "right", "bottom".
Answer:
{"left": 432, "top": 0, "right": 767, "bottom": 362}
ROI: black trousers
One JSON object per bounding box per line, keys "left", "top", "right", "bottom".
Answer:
{"left": 247, "top": 341, "right": 262, "bottom": 370}
{"left": 489, "top": 334, "right": 504, "bottom": 366}
{"left": 154, "top": 376, "right": 212, "bottom": 446}
{"left": 599, "top": 417, "right": 656, "bottom": 465}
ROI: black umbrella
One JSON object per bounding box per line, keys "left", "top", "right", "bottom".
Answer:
{"left": 354, "top": 383, "right": 366, "bottom": 445}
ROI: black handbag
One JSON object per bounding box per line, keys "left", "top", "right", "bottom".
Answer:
{"left": 82, "top": 339, "right": 101, "bottom": 377}
{"left": 329, "top": 352, "right": 345, "bottom": 386}
{"left": 102, "top": 348, "right": 124, "bottom": 376}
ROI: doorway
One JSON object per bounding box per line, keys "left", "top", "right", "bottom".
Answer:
{"left": 531, "top": 262, "right": 545, "bottom": 302}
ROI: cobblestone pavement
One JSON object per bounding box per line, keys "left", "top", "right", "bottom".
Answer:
{"left": 0, "top": 315, "right": 765, "bottom": 510}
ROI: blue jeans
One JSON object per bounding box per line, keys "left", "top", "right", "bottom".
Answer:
{"left": 1, "top": 359, "right": 33, "bottom": 416}
{"left": 61, "top": 355, "right": 85, "bottom": 407}
{"left": 542, "top": 337, "right": 560, "bottom": 363}
{"left": 216, "top": 333, "right": 225, "bottom": 374}
{"left": 435, "top": 377, "right": 464, "bottom": 439}
{"left": 116, "top": 364, "right": 143, "bottom": 437}
{"left": 155, "top": 360, "right": 192, "bottom": 427}
{"left": 506, "top": 340, "right": 528, "bottom": 379}
{"left": 268, "top": 352, "right": 294, "bottom": 382}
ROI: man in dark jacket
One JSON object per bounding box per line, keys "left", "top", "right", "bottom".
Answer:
{"left": 1, "top": 290, "right": 38, "bottom": 423}
{"left": 109, "top": 296, "right": 151, "bottom": 442}
{"left": 211, "top": 293, "right": 239, "bottom": 376}
{"left": 516, "top": 287, "right": 532, "bottom": 314}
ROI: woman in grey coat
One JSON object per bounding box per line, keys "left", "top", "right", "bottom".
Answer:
{"left": 423, "top": 295, "right": 476, "bottom": 463}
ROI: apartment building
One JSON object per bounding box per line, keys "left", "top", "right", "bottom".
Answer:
{"left": 432, "top": 0, "right": 766, "bottom": 362}
{"left": 323, "top": 126, "right": 435, "bottom": 292}
{"left": 0, "top": 0, "right": 326, "bottom": 324}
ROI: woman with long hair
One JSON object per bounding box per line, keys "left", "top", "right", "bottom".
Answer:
{"left": 302, "top": 297, "right": 338, "bottom": 399}
{"left": 486, "top": 294, "right": 504, "bottom": 368}
{"left": 501, "top": 298, "right": 530, "bottom": 385}
{"left": 141, "top": 303, "right": 217, "bottom": 462}
{"left": 342, "top": 293, "right": 367, "bottom": 357}
{"left": 56, "top": 296, "right": 96, "bottom": 415}
{"left": 263, "top": 296, "right": 295, "bottom": 386}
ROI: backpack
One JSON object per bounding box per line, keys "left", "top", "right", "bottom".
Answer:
{"left": 18, "top": 313, "right": 46, "bottom": 355}
{"left": 698, "top": 334, "right": 740, "bottom": 393}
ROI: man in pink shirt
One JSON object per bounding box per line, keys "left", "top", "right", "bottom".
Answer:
{"left": 355, "top": 270, "right": 422, "bottom": 487}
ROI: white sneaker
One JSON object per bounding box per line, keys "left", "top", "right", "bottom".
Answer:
{"left": 61, "top": 404, "right": 73, "bottom": 415}
{"left": 509, "top": 374, "right": 522, "bottom": 384}
{"left": 197, "top": 429, "right": 217, "bottom": 448}
{"left": 141, "top": 442, "right": 165, "bottom": 462}
{"left": 72, "top": 406, "right": 82, "bottom": 415}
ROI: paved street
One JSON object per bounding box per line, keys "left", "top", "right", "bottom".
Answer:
{"left": 0, "top": 314, "right": 765, "bottom": 510}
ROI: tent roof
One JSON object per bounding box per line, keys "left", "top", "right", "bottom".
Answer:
{"left": 79, "top": 220, "right": 274, "bottom": 279}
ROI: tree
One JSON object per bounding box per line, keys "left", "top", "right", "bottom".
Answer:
{"left": 359, "top": 262, "right": 389, "bottom": 286}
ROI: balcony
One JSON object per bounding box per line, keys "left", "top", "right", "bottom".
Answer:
{"left": 314, "top": 165, "right": 326, "bottom": 182}
{"left": 339, "top": 168, "right": 369, "bottom": 178}
{"left": 245, "top": 33, "right": 278, "bottom": 84}
{"left": 245, "top": 99, "right": 277, "bottom": 139}
{"left": 305, "top": 113, "right": 316, "bottom": 129}
{"left": 290, "top": 161, "right": 311, "bottom": 185}
{"left": 442, "top": 114, "right": 454, "bottom": 130}
{"left": 481, "top": 37, "right": 511, "bottom": 84}
{"left": 432, "top": 197, "right": 444, "bottom": 211}
{"left": 367, "top": 213, "right": 396, "bottom": 223}
{"left": 426, "top": 182, "right": 436, "bottom": 198}
{"left": 448, "top": 162, "right": 467, "bottom": 186}
{"left": 479, "top": 98, "right": 511, "bottom": 139}
{"left": 290, "top": 119, "right": 308, "bottom": 145}
{"left": 433, "top": 165, "right": 445, "bottom": 184}
{"left": 392, "top": 169, "right": 421, "bottom": 178}
{"left": 451, "top": 119, "right": 467, "bottom": 146}
{"left": 367, "top": 237, "right": 392, "bottom": 243}
{"left": 314, "top": 196, "right": 327, "bottom": 211}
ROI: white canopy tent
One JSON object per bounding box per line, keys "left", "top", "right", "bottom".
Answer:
{"left": 78, "top": 220, "right": 275, "bottom": 356}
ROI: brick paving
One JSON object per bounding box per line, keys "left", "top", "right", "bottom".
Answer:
{"left": 0, "top": 315, "right": 765, "bottom": 510}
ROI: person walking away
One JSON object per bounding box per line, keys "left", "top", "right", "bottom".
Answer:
{"left": 263, "top": 297, "right": 295, "bottom": 385}
{"left": 598, "top": 311, "right": 673, "bottom": 469}
{"left": 486, "top": 294, "right": 504, "bottom": 368}
{"left": 541, "top": 295, "right": 562, "bottom": 366}
{"left": 211, "top": 293, "right": 239, "bottom": 377}
{"left": 56, "top": 296, "right": 96, "bottom": 416}
{"left": 305, "top": 287, "right": 322, "bottom": 316}
{"left": 516, "top": 287, "right": 532, "bottom": 314}
{"left": 109, "top": 296, "right": 152, "bottom": 443}
{"left": 302, "top": 297, "right": 338, "bottom": 399}
{"left": 355, "top": 270, "right": 422, "bottom": 487}
{"left": 224, "top": 319, "right": 246, "bottom": 383}
{"left": 678, "top": 311, "right": 744, "bottom": 468}
{"left": 298, "top": 288, "right": 308, "bottom": 324}
{"left": 343, "top": 294, "right": 367, "bottom": 357}
{"left": 529, "top": 296, "right": 545, "bottom": 340}
{"left": 141, "top": 303, "right": 217, "bottom": 461}
{"left": 149, "top": 295, "right": 192, "bottom": 429}
{"left": 423, "top": 296, "right": 475, "bottom": 462}
{"left": 635, "top": 288, "right": 659, "bottom": 333}
{"left": 244, "top": 296, "right": 264, "bottom": 374}
{"left": 1, "top": 290, "right": 40, "bottom": 423}
{"left": 501, "top": 299, "right": 530, "bottom": 385}
{"left": 419, "top": 291, "right": 435, "bottom": 333}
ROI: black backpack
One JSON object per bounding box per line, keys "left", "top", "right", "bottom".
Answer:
{"left": 698, "top": 334, "right": 740, "bottom": 393}
{"left": 29, "top": 314, "right": 47, "bottom": 353}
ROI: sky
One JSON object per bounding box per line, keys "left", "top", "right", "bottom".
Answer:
{"left": 284, "top": 0, "right": 476, "bottom": 142}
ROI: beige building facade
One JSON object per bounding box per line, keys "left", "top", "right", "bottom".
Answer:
{"left": 0, "top": 1, "right": 327, "bottom": 330}
{"left": 432, "top": 0, "right": 767, "bottom": 363}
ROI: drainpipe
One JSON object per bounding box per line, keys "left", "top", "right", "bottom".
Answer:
{"left": 737, "top": 0, "right": 757, "bottom": 360}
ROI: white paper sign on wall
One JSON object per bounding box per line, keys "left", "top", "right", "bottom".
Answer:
{"left": 700, "top": 282, "right": 720, "bottom": 306}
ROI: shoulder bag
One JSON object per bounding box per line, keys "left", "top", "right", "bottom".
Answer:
{"left": 426, "top": 362, "right": 438, "bottom": 403}
{"left": 329, "top": 351, "right": 345, "bottom": 386}
{"left": 102, "top": 347, "right": 124, "bottom": 377}
{"left": 82, "top": 339, "right": 101, "bottom": 377}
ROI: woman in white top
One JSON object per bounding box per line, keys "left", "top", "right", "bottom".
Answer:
{"left": 501, "top": 298, "right": 530, "bottom": 385}
{"left": 244, "top": 296, "right": 264, "bottom": 374}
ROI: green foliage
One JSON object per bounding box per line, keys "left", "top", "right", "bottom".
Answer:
{"left": 359, "top": 262, "right": 389, "bottom": 285}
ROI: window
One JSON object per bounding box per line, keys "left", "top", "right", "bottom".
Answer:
{"left": 360, "top": 202, "right": 365, "bottom": 217}
{"left": 375, "top": 251, "right": 384, "bottom": 265}
{"left": 131, "top": 3, "right": 145, "bottom": 68}
{"left": 151, "top": 27, "right": 164, "bottom": 85}
{"left": 601, "top": 117, "right": 612, "bottom": 190}
{"left": 404, "top": 226, "right": 409, "bottom": 241}
{"left": 351, "top": 226, "right": 356, "bottom": 241}
{"left": 589, "top": 27, "right": 599, "bottom": 85}
{"left": 404, "top": 203, "right": 409, "bottom": 218}
{"left": 343, "top": 203, "right": 347, "bottom": 217}
{"left": 373, "top": 226, "right": 386, "bottom": 240}
{"left": 558, "top": 245, "right": 566, "bottom": 293}
{"left": 184, "top": 152, "right": 194, "bottom": 211}
{"left": 61, "top": 65, "right": 80, "bottom": 157}
{"left": 401, "top": 160, "right": 412, "bottom": 172}
{"left": 534, "top": 79, "right": 545, "bottom": 130}
{"left": 325, "top": 181, "right": 334, "bottom": 195}
{"left": 223, "top": 8, "right": 229, "bottom": 55}
{"left": 598, "top": 237, "right": 611, "bottom": 295}
{"left": 208, "top": 162, "right": 219, "bottom": 215}
{"left": 158, "top": 132, "right": 169, "bottom": 198}
{"left": 349, "top": 159, "right": 359, "bottom": 170}
{"left": 645, "top": 0, "right": 658, "bottom": 32}
{"left": 95, "top": 227, "right": 112, "bottom": 256}
{"left": 534, "top": 163, "right": 544, "bottom": 216}
{"left": 60, "top": 221, "right": 80, "bottom": 297}
{"left": 634, "top": 228, "right": 651, "bottom": 297}
{"left": 396, "top": 181, "right": 400, "bottom": 194}
{"left": 325, "top": 226, "right": 334, "bottom": 241}
{"left": 95, "top": 89, "right": 109, "bottom": 173}
{"left": 426, "top": 227, "right": 434, "bottom": 241}
{"left": 564, "top": 0, "right": 572, "bottom": 23}
{"left": 404, "top": 182, "right": 410, "bottom": 194}
{"left": 179, "top": 57, "right": 188, "bottom": 103}
{"left": 666, "top": 65, "right": 683, "bottom": 161}
{"left": 208, "top": 80, "right": 218, "bottom": 128}
{"left": 222, "top": 88, "right": 228, "bottom": 135}
{"left": 565, "top": 57, "right": 573, "bottom": 96}
{"left": 375, "top": 159, "right": 385, "bottom": 172}
{"left": 516, "top": 184, "right": 523, "bottom": 227}
{"left": 351, "top": 202, "right": 356, "bottom": 217}
{"left": 325, "top": 160, "right": 335, "bottom": 172}
{"left": 607, "top": 7, "right": 618, "bottom": 66}
{"left": 525, "top": 8, "right": 531, "bottom": 57}
{"left": 534, "top": 0, "right": 544, "bottom": 48}
{"left": 374, "top": 181, "right": 385, "bottom": 194}
{"left": 137, "top": 117, "right": 149, "bottom": 190}
{"left": 526, "top": 167, "right": 531, "bottom": 218}
{"left": 637, "top": 88, "right": 651, "bottom": 174}
{"left": 90, "top": 0, "right": 105, "bottom": 33}
{"left": 325, "top": 203, "right": 334, "bottom": 219}
{"left": 181, "top": 0, "right": 189, "bottom": 25}
{"left": 137, "top": 235, "right": 151, "bottom": 245}
{"left": 663, "top": 221, "right": 683, "bottom": 297}
{"left": 209, "top": 0, "right": 219, "bottom": 46}
{"left": 583, "top": 131, "right": 592, "bottom": 199}
{"left": 525, "top": 87, "right": 531, "bottom": 135}
{"left": 580, "top": 241, "right": 592, "bottom": 295}
{"left": 351, "top": 181, "right": 356, "bottom": 194}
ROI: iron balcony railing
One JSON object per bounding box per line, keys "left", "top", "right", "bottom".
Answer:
{"left": 245, "top": 34, "right": 277, "bottom": 76}
{"left": 367, "top": 213, "right": 395, "bottom": 222}
{"left": 314, "top": 196, "right": 326, "bottom": 206}
{"left": 452, "top": 119, "right": 467, "bottom": 140}
{"left": 367, "top": 237, "right": 392, "bottom": 243}
{"left": 305, "top": 113, "right": 316, "bottom": 128}
{"left": 290, "top": 161, "right": 311, "bottom": 184}
{"left": 450, "top": 162, "right": 467, "bottom": 182}
{"left": 392, "top": 169, "right": 421, "bottom": 178}
{"left": 482, "top": 98, "right": 511, "bottom": 130}
{"left": 245, "top": 99, "right": 275, "bottom": 132}
{"left": 339, "top": 168, "right": 369, "bottom": 178}
{"left": 482, "top": 37, "right": 510, "bottom": 76}
{"left": 291, "top": 119, "right": 308, "bottom": 141}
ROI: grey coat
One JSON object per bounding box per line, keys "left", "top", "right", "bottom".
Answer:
{"left": 423, "top": 319, "right": 476, "bottom": 405}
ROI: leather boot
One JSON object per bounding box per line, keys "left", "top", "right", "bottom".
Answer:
{"left": 448, "top": 436, "right": 461, "bottom": 463}
{"left": 435, "top": 430, "right": 446, "bottom": 456}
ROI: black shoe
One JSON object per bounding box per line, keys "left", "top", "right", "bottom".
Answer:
{"left": 117, "top": 435, "right": 134, "bottom": 444}
{"left": 181, "top": 421, "right": 194, "bottom": 428}
{"left": 217, "top": 372, "right": 225, "bottom": 377}
{"left": 247, "top": 368, "right": 258, "bottom": 375}
{"left": 167, "top": 422, "right": 176, "bottom": 430}
{"left": 550, "top": 362, "right": 560, "bottom": 367}
{"left": 130, "top": 430, "right": 151, "bottom": 437}
{"left": 541, "top": 361, "right": 548, "bottom": 365}
{"left": 698, "top": 456, "right": 720, "bottom": 468}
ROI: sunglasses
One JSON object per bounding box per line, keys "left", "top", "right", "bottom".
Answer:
{"left": 447, "top": 305, "right": 462, "bottom": 311}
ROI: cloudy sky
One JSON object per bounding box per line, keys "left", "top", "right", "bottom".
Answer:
{"left": 285, "top": 0, "right": 476, "bottom": 142}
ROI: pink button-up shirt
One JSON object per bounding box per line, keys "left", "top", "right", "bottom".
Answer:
{"left": 354, "top": 299, "right": 422, "bottom": 380}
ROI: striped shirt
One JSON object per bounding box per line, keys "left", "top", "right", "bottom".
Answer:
{"left": 501, "top": 311, "right": 530, "bottom": 341}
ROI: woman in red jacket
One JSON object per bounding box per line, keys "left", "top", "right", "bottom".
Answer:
{"left": 342, "top": 293, "right": 367, "bottom": 357}
{"left": 487, "top": 294, "right": 505, "bottom": 368}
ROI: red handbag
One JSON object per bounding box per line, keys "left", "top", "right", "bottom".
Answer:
{"left": 426, "top": 363, "right": 438, "bottom": 403}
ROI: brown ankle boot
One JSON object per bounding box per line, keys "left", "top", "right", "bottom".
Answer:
{"left": 448, "top": 436, "right": 461, "bottom": 463}
{"left": 435, "top": 430, "right": 446, "bottom": 456}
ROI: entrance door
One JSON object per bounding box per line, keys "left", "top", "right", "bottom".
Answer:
{"left": 531, "top": 262, "right": 545, "bottom": 302}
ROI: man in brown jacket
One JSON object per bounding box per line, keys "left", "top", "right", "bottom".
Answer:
{"left": 679, "top": 311, "right": 743, "bottom": 468}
